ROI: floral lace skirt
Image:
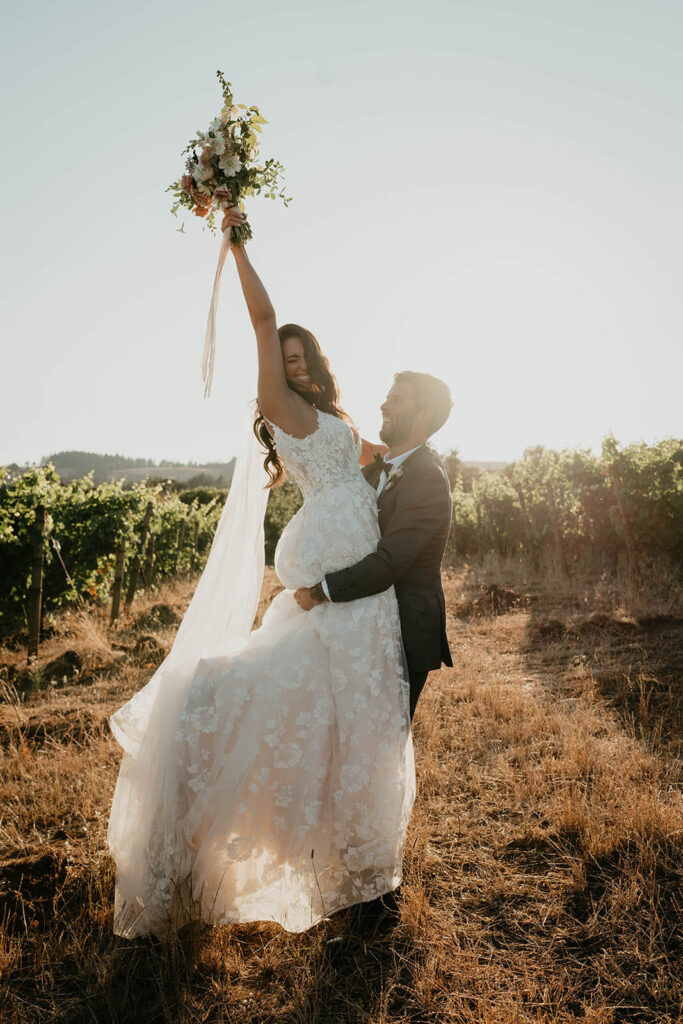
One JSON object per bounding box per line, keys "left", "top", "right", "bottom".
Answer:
{"left": 107, "top": 587, "right": 415, "bottom": 939}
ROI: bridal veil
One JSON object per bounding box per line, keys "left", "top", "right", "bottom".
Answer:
{"left": 109, "top": 399, "right": 270, "bottom": 761}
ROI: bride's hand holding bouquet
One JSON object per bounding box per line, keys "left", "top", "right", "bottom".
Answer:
{"left": 220, "top": 202, "right": 248, "bottom": 240}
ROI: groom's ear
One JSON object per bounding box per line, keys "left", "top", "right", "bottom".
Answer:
{"left": 415, "top": 405, "right": 434, "bottom": 437}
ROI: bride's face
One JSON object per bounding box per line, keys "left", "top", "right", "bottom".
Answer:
{"left": 282, "top": 336, "right": 313, "bottom": 390}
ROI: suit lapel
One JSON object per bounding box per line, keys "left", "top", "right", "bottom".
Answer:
{"left": 376, "top": 444, "right": 429, "bottom": 508}
{"left": 363, "top": 444, "right": 434, "bottom": 514}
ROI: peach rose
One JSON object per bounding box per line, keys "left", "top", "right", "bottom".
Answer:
{"left": 191, "top": 189, "right": 211, "bottom": 216}
{"left": 213, "top": 185, "right": 234, "bottom": 208}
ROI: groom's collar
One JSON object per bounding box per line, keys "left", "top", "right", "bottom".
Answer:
{"left": 394, "top": 442, "right": 431, "bottom": 468}
{"left": 384, "top": 444, "right": 423, "bottom": 469}
{"left": 373, "top": 442, "right": 431, "bottom": 486}
{"left": 364, "top": 442, "right": 432, "bottom": 487}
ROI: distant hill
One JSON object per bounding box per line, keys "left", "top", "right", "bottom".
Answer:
{"left": 36, "top": 451, "right": 235, "bottom": 487}
{"left": 4, "top": 450, "right": 507, "bottom": 488}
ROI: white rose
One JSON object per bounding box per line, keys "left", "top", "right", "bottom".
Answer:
{"left": 218, "top": 153, "right": 242, "bottom": 177}
{"left": 194, "top": 160, "right": 215, "bottom": 182}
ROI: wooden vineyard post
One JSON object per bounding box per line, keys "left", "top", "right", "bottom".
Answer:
{"left": 190, "top": 520, "right": 200, "bottom": 573}
{"left": 545, "top": 479, "right": 570, "bottom": 581}
{"left": 27, "top": 504, "right": 46, "bottom": 662}
{"left": 142, "top": 533, "right": 155, "bottom": 586}
{"left": 110, "top": 539, "right": 126, "bottom": 625}
{"left": 609, "top": 470, "right": 640, "bottom": 579}
{"left": 175, "top": 516, "right": 187, "bottom": 574}
{"left": 124, "top": 500, "right": 154, "bottom": 608}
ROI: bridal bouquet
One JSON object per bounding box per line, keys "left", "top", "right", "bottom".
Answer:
{"left": 167, "top": 70, "right": 292, "bottom": 240}
{"left": 167, "top": 71, "right": 293, "bottom": 396}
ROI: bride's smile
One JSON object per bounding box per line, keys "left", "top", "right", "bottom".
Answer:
{"left": 282, "top": 336, "right": 312, "bottom": 388}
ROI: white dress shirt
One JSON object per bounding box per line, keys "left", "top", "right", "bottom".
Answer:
{"left": 320, "top": 445, "right": 422, "bottom": 601}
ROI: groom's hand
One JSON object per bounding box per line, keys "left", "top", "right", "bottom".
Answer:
{"left": 294, "top": 584, "right": 328, "bottom": 610}
{"left": 293, "top": 586, "right": 317, "bottom": 611}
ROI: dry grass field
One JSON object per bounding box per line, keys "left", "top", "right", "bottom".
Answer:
{"left": 0, "top": 561, "right": 681, "bottom": 1023}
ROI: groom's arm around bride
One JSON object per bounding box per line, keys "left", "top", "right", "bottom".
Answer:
{"left": 294, "top": 371, "right": 454, "bottom": 721}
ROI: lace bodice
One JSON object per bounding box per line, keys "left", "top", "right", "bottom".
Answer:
{"left": 265, "top": 407, "right": 371, "bottom": 501}
{"left": 265, "top": 408, "right": 381, "bottom": 589}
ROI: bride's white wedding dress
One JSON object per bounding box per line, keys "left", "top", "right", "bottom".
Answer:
{"left": 107, "top": 406, "right": 416, "bottom": 938}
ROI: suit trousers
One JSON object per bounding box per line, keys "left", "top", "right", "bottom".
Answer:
{"left": 408, "top": 671, "right": 430, "bottom": 721}
{"left": 355, "top": 669, "right": 431, "bottom": 924}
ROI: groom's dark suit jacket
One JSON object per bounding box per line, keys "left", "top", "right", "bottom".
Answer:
{"left": 324, "top": 444, "right": 453, "bottom": 675}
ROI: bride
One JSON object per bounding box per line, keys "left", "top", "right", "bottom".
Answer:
{"left": 106, "top": 203, "right": 416, "bottom": 939}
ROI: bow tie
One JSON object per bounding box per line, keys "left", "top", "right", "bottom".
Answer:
{"left": 373, "top": 452, "right": 392, "bottom": 474}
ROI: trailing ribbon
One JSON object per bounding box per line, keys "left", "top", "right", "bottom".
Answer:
{"left": 201, "top": 225, "right": 233, "bottom": 399}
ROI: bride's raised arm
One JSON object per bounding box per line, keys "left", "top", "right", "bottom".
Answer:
{"left": 224, "top": 207, "right": 316, "bottom": 438}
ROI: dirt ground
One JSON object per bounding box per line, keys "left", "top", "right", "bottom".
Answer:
{"left": 0, "top": 562, "right": 681, "bottom": 1023}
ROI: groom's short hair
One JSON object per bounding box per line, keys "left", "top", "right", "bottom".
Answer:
{"left": 394, "top": 371, "right": 453, "bottom": 436}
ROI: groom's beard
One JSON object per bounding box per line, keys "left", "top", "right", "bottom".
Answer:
{"left": 379, "top": 412, "right": 416, "bottom": 448}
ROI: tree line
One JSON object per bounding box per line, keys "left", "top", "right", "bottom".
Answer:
{"left": 442, "top": 434, "right": 682, "bottom": 577}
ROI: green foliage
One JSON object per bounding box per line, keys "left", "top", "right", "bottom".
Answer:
{"left": 179, "top": 486, "right": 228, "bottom": 508}
{"left": 601, "top": 434, "right": 683, "bottom": 558}
{"left": 0, "top": 464, "right": 305, "bottom": 639}
{"left": 447, "top": 436, "right": 683, "bottom": 573}
{"left": 440, "top": 449, "right": 463, "bottom": 489}
{"left": 440, "top": 448, "right": 481, "bottom": 493}
{"left": 0, "top": 464, "right": 222, "bottom": 638}
{"left": 264, "top": 480, "right": 303, "bottom": 564}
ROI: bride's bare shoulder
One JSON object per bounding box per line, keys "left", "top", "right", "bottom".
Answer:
{"left": 260, "top": 394, "right": 320, "bottom": 439}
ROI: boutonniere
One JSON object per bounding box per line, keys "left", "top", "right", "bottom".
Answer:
{"left": 382, "top": 463, "right": 406, "bottom": 493}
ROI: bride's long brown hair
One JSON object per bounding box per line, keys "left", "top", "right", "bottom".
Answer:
{"left": 253, "top": 324, "right": 352, "bottom": 488}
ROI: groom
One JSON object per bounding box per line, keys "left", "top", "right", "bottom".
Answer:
{"left": 295, "top": 370, "right": 454, "bottom": 933}
{"left": 293, "top": 370, "right": 454, "bottom": 722}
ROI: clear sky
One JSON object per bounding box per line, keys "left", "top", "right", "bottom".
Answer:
{"left": 1, "top": 0, "right": 681, "bottom": 467}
